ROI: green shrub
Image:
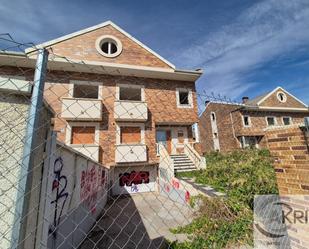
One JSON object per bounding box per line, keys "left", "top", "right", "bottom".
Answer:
{"left": 172, "top": 149, "right": 278, "bottom": 248}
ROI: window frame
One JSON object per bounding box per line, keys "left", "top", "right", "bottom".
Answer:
{"left": 266, "top": 116, "right": 277, "bottom": 126}
{"left": 95, "top": 35, "right": 123, "bottom": 58}
{"left": 69, "top": 80, "right": 103, "bottom": 100}
{"left": 277, "top": 91, "right": 287, "bottom": 103}
{"left": 116, "top": 83, "right": 145, "bottom": 102}
{"left": 241, "top": 136, "right": 258, "bottom": 148}
{"left": 116, "top": 123, "right": 145, "bottom": 145}
{"left": 176, "top": 88, "right": 193, "bottom": 108}
{"left": 282, "top": 116, "right": 292, "bottom": 126}
{"left": 242, "top": 115, "right": 251, "bottom": 127}
{"left": 211, "top": 112, "right": 216, "bottom": 122}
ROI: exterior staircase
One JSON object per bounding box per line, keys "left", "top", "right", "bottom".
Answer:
{"left": 170, "top": 154, "right": 197, "bottom": 173}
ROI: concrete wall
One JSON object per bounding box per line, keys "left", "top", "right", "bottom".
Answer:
{"left": 157, "top": 144, "right": 191, "bottom": 204}
{"left": 0, "top": 92, "right": 30, "bottom": 249}
{"left": 38, "top": 139, "right": 109, "bottom": 249}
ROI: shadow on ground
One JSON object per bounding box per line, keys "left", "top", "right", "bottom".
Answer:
{"left": 79, "top": 193, "right": 194, "bottom": 249}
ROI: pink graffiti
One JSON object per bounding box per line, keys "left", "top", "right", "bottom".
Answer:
{"left": 172, "top": 179, "right": 180, "bottom": 189}
{"left": 165, "top": 183, "right": 170, "bottom": 193}
{"left": 80, "top": 165, "right": 106, "bottom": 213}
{"left": 185, "top": 191, "right": 190, "bottom": 203}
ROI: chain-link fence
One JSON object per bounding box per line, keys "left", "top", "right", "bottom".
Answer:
{"left": 1, "top": 33, "right": 309, "bottom": 249}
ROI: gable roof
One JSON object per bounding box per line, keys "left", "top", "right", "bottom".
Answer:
{"left": 251, "top": 86, "right": 308, "bottom": 108}
{"left": 25, "top": 20, "right": 175, "bottom": 69}
{"left": 245, "top": 92, "right": 269, "bottom": 106}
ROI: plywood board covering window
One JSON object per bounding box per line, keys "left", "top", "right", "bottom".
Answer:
{"left": 71, "top": 126, "right": 96, "bottom": 144}
{"left": 120, "top": 127, "right": 141, "bottom": 144}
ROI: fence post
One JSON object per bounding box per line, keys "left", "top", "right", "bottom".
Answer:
{"left": 11, "top": 49, "right": 49, "bottom": 249}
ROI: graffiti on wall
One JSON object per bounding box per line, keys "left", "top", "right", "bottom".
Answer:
{"left": 119, "top": 171, "right": 149, "bottom": 187}
{"left": 159, "top": 172, "right": 191, "bottom": 204}
{"left": 49, "top": 157, "right": 68, "bottom": 236}
{"left": 80, "top": 165, "right": 106, "bottom": 213}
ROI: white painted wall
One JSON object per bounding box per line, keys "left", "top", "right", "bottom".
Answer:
{"left": 38, "top": 138, "right": 109, "bottom": 249}
{"left": 112, "top": 165, "right": 157, "bottom": 195}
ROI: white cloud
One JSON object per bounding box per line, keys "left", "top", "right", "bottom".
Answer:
{"left": 173, "top": 0, "right": 309, "bottom": 99}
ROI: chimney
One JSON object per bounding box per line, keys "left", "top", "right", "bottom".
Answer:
{"left": 242, "top": 97, "right": 249, "bottom": 104}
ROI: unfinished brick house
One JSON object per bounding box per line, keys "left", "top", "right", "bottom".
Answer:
{"left": 199, "top": 87, "right": 309, "bottom": 153}
{"left": 0, "top": 21, "right": 204, "bottom": 195}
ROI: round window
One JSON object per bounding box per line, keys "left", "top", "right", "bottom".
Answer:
{"left": 95, "top": 35, "right": 122, "bottom": 58}
{"left": 277, "top": 91, "right": 287, "bottom": 103}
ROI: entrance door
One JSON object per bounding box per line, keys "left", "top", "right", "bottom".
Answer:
{"left": 156, "top": 130, "right": 172, "bottom": 154}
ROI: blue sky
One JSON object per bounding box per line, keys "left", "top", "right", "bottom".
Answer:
{"left": 1, "top": 0, "right": 309, "bottom": 104}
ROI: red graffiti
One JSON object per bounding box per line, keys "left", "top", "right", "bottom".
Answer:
{"left": 172, "top": 179, "right": 180, "bottom": 189}
{"left": 80, "top": 166, "right": 106, "bottom": 213}
{"left": 165, "top": 184, "right": 170, "bottom": 193}
{"left": 185, "top": 191, "right": 190, "bottom": 203}
{"left": 119, "top": 171, "right": 149, "bottom": 187}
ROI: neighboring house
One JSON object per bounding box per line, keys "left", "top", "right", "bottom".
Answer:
{"left": 199, "top": 86, "right": 309, "bottom": 153}
{"left": 0, "top": 21, "right": 203, "bottom": 195}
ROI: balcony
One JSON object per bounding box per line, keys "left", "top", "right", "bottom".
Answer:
{"left": 61, "top": 97, "right": 102, "bottom": 120}
{"left": 114, "top": 100, "right": 148, "bottom": 121}
{"left": 70, "top": 144, "right": 99, "bottom": 162}
{"left": 115, "top": 144, "right": 147, "bottom": 163}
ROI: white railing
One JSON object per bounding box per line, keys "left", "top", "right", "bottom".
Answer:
{"left": 184, "top": 143, "right": 206, "bottom": 170}
{"left": 157, "top": 143, "right": 174, "bottom": 179}
{"left": 38, "top": 138, "right": 109, "bottom": 249}
{"left": 114, "top": 100, "right": 148, "bottom": 121}
{"left": 61, "top": 97, "right": 102, "bottom": 120}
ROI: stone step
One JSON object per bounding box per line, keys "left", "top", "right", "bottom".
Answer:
{"left": 174, "top": 162, "right": 195, "bottom": 167}
{"left": 174, "top": 164, "right": 196, "bottom": 169}
{"left": 170, "top": 154, "right": 187, "bottom": 158}
{"left": 171, "top": 154, "right": 197, "bottom": 173}
{"left": 174, "top": 160, "right": 192, "bottom": 164}
{"left": 172, "top": 158, "right": 190, "bottom": 161}
{"left": 175, "top": 168, "right": 197, "bottom": 172}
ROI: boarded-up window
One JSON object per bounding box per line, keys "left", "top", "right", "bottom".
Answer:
{"left": 120, "top": 127, "right": 141, "bottom": 144}
{"left": 71, "top": 126, "right": 95, "bottom": 144}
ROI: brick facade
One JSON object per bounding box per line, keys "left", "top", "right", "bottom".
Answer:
{"left": 266, "top": 125, "right": 309, "bottom": 195}
{"left": 0, "top": 22, "right": 200, "bottom": 167}
{"left": 265, "top": 125, "right": 309, "bottom": 249}
{"left": 46, "top": 24, "right": 172, "bottom": 68}
{"left": 260, "top": 88, "right": 306, "bottom": 109}
{"left": 199, "top": 102, "right": 240, "bottom": 153}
